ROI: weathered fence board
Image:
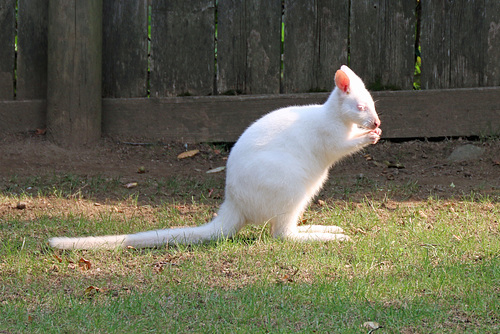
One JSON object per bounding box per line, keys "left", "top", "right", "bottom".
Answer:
{"left": 16, "top": 0, "right": 48, "bottom": 100}
{"left": 350, "top": 0, "right": 415, "bottom": 90}
{"left": 150, "top": 0, "right": 215, "bottom": 97}
{"left": 102, "top": 0, "right": 148, "bottom": 98}
{"left": 375, "top": 88, "right": 500, "bottom": 138}
{"left": 282, "top": 0, "right": 349, "bottom": 93}
{"left": 102, "top": 87, "right": 500, "bottom": 142}
{"left": 47, "top": 0, "right": 102, "bottom": 146}
{"left": 103, "top": 94, "right": 330, "bottom": 142}
{"left": 217, "top": 0, "right": 281, "bottom": 95}
{"left": 0, "top": 0, "right": 15, "bottom": 100}
{"left": 421, "top": 0, "right": 500, "bottom": 89}
{"left": 4, "top": 87, "right": 500, "bottom": 141}
{"left": 315, "top": 0, "right": 349, "bottom": 91}
{"left": 216, "top": 0, "right": 245, "bottom": 95}
{"left": 0, "top": 100, "right": 46, "bottom": 133}
{"left": 420, "top": 0, "right": 450, "bottom": 89}
{"left": 485, "top": 0, "right": 500, "bottom": 86}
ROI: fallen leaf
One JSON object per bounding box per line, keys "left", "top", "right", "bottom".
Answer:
{"left": 124, "top": 182, "right": 138, "bottom": 189}
{"left": 113, "top": 206, "right": 124, "bottom": 213}
{"left": 354, "top": 228, "right": 367, "bottom": 235}
{"left": 276, "top": 268, "right": 299, "bottom": 284}
{"left": 363, "top": 321, "right": 380, "bottom": 329}
{"left": 277, "top": 274, "right": 292, "bottom": 284}
{"left": 16, "top": 202, "right": 26, "bottom": 210}
{"left": 79, "top": 257, "right": 92, "bottom": 270}
{"left": 35, "top": 128, "right": 46, "bottom": 135}
{"left": 137, "top": 166, "right": 146, "bottom": 174}
{"left": 418, "top": 210, "right": 428, "bottom": 219}
{"left": 206, "top": 166, "right": 225, "bottom": 174}
{"left": 53, "top": 254, "right": 63, "bottom": 263}
{"left": 381, "top": 202, "right": 398, "bottom": 210}
{"left": 363, "top": 321, "right": 383, "bottom": 333}
{"left": 84, "top": 286, "right": 100, "bottom": 294}
{"left": 177, "top": 149, "right": 199, "bottom": 159}
{"left": 384, "top": 161, "right": 405, "bottom": 169}
{"left": 153, "top": 262, "right": 164, "bottom": 273}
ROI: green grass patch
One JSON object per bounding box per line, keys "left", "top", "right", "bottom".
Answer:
{"left": 0, "top": 175, "right": 499, "bottom": 333}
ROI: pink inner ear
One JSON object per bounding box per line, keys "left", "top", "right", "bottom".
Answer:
{"left": 335, "top": 70, "right": 350, "bottom": 93}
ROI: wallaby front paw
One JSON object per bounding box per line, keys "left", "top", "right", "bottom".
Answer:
{"left": 369, "top": 128, "right": 381, "bottom": 144}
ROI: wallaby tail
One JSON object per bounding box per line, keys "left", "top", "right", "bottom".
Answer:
{"left": 49, "top": 201, "right": 244, "bottom": 250}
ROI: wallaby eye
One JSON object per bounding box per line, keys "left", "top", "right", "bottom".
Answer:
{"left": 357, "top": 105, "right": 366, "bottom": 111}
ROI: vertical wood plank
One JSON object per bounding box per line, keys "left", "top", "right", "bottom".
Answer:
{"left": 317, "top": 0, "right": 350, "bottom": 91}
{"left": 102, "top": 0, "right": 148, "bottom": 98}
{"left": 244, "top": 0, "right": 281, "bottom": 94}
{"left": 217, "top": 0, "right": 281, "bottom": 95}
{"left": 0, "top": 0, "right": 16, "bottom": 100}
{"left": 350, "top": 0, "right": 415, "bottom": 90}
{"left": 485, "top": 0, "right": 500, "bottom": 86}
{"left": 16, "top": 0, "right": 48, "bottom": 100}
{"left": 448, "top": 1, "right": 486, "bottom": 88}
{"left": 216, "top": 0, "right": 245, "bottom": 95}
{"left": 282, "top": 0, "right": 316, "bottom": 93}
{"left": 420, "top": 0, "right": 449, "bottom": 89}
{"left": 47, "top": 0, "right": 102, "bottom": 146}
{"left": 283, "top": 0, "right": 348, "bottom": 93}
{"left": 150, "top": 0, "right": 215, "bottom": 97}
{"left": 421, "top": 0, "right": 500, "bottom": 89}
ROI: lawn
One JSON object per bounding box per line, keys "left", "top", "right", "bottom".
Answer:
{"left": 1, "top": 170, "right": 498, "bottom": 333}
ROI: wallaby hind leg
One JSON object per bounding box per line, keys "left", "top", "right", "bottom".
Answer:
{"left": 271, "top": 213, "right": 350, "bottom": 242}
{"left": 297, "top": 225, "right": 345, "bottom": 234}
{"left": 287, "top": 232, "right": 351, "bottom": 242}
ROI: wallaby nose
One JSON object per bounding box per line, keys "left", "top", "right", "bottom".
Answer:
{"left": 373, "top": 119, "right": 381, "bottom": 129}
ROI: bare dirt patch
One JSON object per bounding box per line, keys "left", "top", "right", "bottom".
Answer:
{"left": 1, "top": 134, "right": 499, "bottom": 205}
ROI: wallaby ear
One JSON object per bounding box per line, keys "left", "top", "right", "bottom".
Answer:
{"left": 335, "top": 69, "right": 350, "bottom": 93}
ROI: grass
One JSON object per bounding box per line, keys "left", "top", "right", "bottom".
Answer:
{"left": 0, "top": 175, "right": 499, "bottom": 333}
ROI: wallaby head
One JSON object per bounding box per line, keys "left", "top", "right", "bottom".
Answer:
{"left": 332, "top": 65, "right": 381, "bottom": 131}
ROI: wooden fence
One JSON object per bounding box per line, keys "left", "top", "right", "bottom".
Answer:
{"left": 1, "top": 0, "right": 499, "bottom": 145}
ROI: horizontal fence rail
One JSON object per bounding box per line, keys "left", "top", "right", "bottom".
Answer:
{"left": 0, "top": 0, "right": 499, "bottom": 144}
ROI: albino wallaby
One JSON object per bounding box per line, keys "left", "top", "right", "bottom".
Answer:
{"left": 50, "top": 65, "right": 381, "bottom": 249}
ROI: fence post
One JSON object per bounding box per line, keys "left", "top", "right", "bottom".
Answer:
{"left": 46, "top": 0, "right": 102, "bottom": 147}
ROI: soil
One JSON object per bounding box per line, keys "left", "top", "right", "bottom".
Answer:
{"left": 1, "top": 133, "right": 499, "bottom": 204}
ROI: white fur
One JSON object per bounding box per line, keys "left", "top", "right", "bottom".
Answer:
{"left": 49, "top": 65, "right": 381, "bottom": 249}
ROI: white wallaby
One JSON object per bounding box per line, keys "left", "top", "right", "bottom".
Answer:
{"left": 49, "top": 65, "right": 381, "bottom": 249}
